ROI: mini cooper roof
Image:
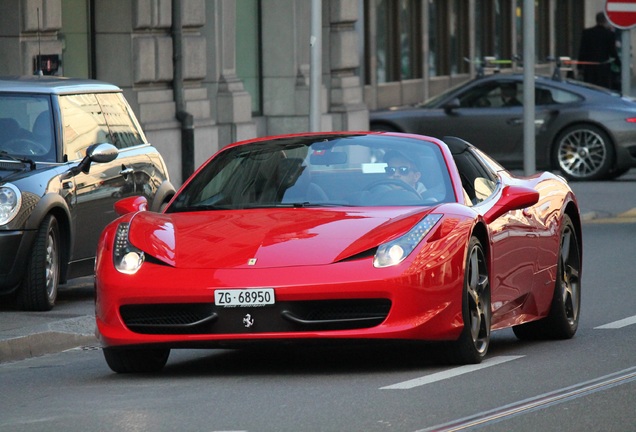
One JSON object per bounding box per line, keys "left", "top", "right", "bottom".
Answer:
{"left": 0, "top": 75, "right": 121, "bottom": 95}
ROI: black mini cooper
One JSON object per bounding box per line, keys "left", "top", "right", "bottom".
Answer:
{"left": 0, "top": 76, "right": 175, "bottom": 310}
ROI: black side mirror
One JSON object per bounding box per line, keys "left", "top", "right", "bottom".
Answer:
{"left": 443, "top": 98, "right": 461, "bottom": 114}
{"left": 68, "top": 143, "right": 119, "bottom": 176}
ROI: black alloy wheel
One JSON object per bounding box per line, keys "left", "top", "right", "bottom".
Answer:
{"left": 446, "top": 236, "right": 491, "bottom": 364}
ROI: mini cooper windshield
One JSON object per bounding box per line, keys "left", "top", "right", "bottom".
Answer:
{"left": 167, "top": 134, "right": 455, "bottom": 212}
{"left": 0, "top": 94, "right": 54, "bottom": 162}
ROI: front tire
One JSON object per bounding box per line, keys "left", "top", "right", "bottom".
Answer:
{"left": 103, "top": 347, "right": 170, "bottom": 373}
{"left": 553, "top": 124, "right": 614, "bottom": 181}
{"left": 446, "top": 236, "right": 491, "bottom": 364}
{"left": 17, "top": 215, "right": 60, "bottom": 311}
{"left": 513, "top": 214, "right": 581, "bottom": 340}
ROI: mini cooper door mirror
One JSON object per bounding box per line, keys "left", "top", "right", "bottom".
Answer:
{"left": 69, "top": 143, "right": 119, "bottom": 176}
{"left": 87, "top": 143, "right": 119, "bottom": 163}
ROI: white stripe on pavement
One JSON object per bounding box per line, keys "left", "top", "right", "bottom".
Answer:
{"left": 380, "top": 355, "right": 524, "bottom": 390}
{"left": 595, "top": 315, "right": 636, "bottom": 329}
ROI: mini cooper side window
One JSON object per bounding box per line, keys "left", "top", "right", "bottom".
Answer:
{"left": 59, "top": 94, "right": 112, "bottom": 161}
{"left": 96, "top": 93, "right": 146, "bottom": 149}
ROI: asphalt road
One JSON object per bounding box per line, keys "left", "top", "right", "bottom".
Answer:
{"left": 1, "top": 174, "right": 635, "bottom": 432}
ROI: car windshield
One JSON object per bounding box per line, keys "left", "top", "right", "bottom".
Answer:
{"left": 168, "top": 134, "right": 455, "bottom": 212}
{"left": 0, "top": 94, "right": 55, "bottom": 162}
{"left": 418, "top": 80, "right": 473, "bottom": 108}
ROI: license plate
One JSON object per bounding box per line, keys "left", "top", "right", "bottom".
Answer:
{"left": 214, "top": 288, "right": 275, "bottom": 307}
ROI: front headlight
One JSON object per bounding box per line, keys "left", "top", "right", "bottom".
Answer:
{"left": 0, "top": 183, "right": 21, "bottom": 225}
{"left": 113, "top": 222, "right": 145, "bottom": 274}
{"left": 373, "top": 214, "right": 442, "bottom": 268}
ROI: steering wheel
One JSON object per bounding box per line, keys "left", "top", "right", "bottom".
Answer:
{"left": 3, "top": 138, "right": 48, "bottom": 156}
{"left": 362, "top": 179, "right": 421, "bottom": 199}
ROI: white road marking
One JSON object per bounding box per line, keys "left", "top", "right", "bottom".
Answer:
{"left": 595, "top": 315, "right": 636, "bottom": 329}
{"left": 380, "top": 355, "right": 524, "bottom": 390}
{"left": 416, "top": 366, "right": 636, "bottom": 432}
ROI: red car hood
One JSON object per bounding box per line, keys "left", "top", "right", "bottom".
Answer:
{"left": 128, "top": 207, "right": 431, "bottom": 269}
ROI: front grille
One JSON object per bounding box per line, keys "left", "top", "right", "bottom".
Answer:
{"left": 120, "top": 304, "right": 218, "bottom": 334}
{"left": 120, "top": 299, "right": 391, "bottom": 335}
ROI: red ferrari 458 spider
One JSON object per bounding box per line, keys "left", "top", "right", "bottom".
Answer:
{"left": 95, "top": 132, "right": 582, "bottom": 373}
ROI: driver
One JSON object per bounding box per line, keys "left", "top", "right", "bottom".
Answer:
{"left": 384, "top": 150, "right": 427, "bottom": 196}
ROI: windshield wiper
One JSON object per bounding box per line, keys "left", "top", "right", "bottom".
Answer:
{"left": 0, "top": 151, "right": 36, "bottom": 170}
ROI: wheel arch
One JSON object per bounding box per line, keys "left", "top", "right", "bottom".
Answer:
{"left": 470, "top": 221, "right": 489, "bottom": 258}
{"left": 563, "top": 201, "right": 583, "bottom": 267}
{"left": 26, "top": 194, "right": 72, "bottom": 284}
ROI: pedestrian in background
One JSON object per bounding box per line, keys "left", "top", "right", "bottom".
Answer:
{"left": 577, "top": 12, "right": 620, "bottom": 89}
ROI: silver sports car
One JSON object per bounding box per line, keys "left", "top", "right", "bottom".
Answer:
{"left": 370, "top": 74, "right": 636, "bottom": 181}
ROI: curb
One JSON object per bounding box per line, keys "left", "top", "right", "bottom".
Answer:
{"left": 0, "top": 315, "right": 97, "bottom": 364}
{"left": 0, "top": 332, "right": 97, "bottom": 364}
{"left": 583, "top": 208, "right": 636, "bottom": 224}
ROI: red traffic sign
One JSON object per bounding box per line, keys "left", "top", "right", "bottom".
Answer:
{"left": 605, "top": 0, "right": 636, "bottom": 29}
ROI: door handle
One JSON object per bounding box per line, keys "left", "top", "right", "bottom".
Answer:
{"left": 506, "top": 118, "right": 524, "bottom": 126}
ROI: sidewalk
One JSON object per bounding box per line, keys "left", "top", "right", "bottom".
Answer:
{"left": 1, "top": 170, "right": 635, "bottom": 364}
{"left": 0, "top": 277, "right": 97, "bottom": 363}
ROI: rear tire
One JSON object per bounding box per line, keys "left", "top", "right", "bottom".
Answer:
{"left": 553, "top": 124, "right": 614, "bottom": 181}
{"left": 103, "top": 347, "right": 170, "bottom": 373}
{"left": 513, "top": 215, "right": 581, "bottom": 340}
{"left": 446, "top": 236, "right": 491, "bottom": 364}
{"left": 17, "top": 215, "right": 60, "bottom": 311}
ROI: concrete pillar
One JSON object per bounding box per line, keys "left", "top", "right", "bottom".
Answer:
{"left": 327, "top": 0, "right": 368, "bottom": 131}
{"left": 208, "top": 0, "right": 255, "bottom": 147}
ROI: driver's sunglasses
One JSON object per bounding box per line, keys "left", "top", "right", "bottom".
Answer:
{"left": 385, "top": 166, "right": 411, "bottom": 175}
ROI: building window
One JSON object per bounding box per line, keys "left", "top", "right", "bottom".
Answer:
{"left": 450, "top": 0, "right": 469, "bottom": 74}
{"left": 236, "top": 0, "right": 262, "bottom": 115}
{"left": 557, "top": 0, "right": 584, "bottom": 60}
{"left": 428, "top": 0, "right": 443, "bottom": 76}
{"left": 535, "top": 0, "right": 550, "bottom": 61}
{"left": 429, "top": 0, "right": 469, "bottom": 76}
{"left": 368, "top": 0, "right": 422, "bottom": 84}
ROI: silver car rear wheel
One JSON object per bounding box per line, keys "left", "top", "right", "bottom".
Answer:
{"left": 554, "top": 125, "right": 614, "bottom": 181}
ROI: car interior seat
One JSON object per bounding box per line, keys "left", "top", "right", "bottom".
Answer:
{"left": 281, "top": 158, "right": 328, "bottom": 203}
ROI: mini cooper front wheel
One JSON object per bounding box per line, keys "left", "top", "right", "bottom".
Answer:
{"left": 17, "top": 215, "right": 60, "bottom": 311}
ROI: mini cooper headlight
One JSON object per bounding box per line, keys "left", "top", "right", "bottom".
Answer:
{"left": 373, "top": 214, "right": 442, "bottom": 268}
{"left": 0, "top": 183, "right": 21, "bottom": 226}
{"left": 113, "top": 222, "right": 145, "bottom": 274}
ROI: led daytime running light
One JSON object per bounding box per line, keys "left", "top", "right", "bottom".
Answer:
{"left": 113, "top": 222, "right": 145, "bottom": 274}
{"left": 374, "top": 214, "right": 442, "bottom": 268}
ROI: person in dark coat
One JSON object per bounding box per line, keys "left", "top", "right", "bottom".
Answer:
{"left": 577, "top": 12, "right": 620, "bottom": 89}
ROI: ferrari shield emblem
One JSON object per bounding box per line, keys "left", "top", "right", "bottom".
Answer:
{"left": 248, "top": 258, "right": 257, "bottom": 266}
